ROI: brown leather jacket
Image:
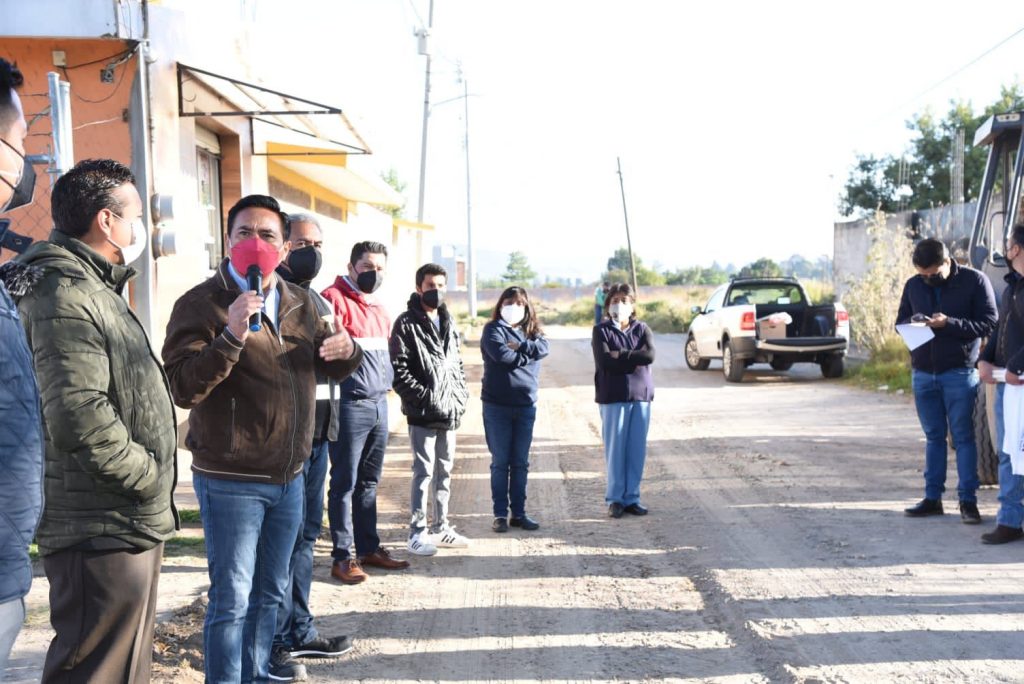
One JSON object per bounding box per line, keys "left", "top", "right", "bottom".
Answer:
{"left": 162, "top": 260, "right": 363, "bottom": 484}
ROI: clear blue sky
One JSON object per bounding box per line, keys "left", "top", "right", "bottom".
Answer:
{"left": 254, "top": 0, "right": 1024, "bottom": 280}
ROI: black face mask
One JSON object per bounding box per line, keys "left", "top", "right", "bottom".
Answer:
{"left": 0, "top": 140, "right": 36, "bottom": 212}
{"left": 421, "top": 288, "right": 444, "bottom": 309}
{"left": 286, "top": 246, "right": 322, "bottom": 284}
{"left": 922, "top": 272, "right": 947, "bottom": 288}
{"left": 356, "top": 269, "right": 383, "bottom": 294}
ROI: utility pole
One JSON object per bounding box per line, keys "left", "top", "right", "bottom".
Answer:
{"left": 616, "top": 157, "right": 639, "bottom": 294}
{"left": 415, "top": 0, "right": 434, "bottom": 224}
{"left": 463, "top": 74, "right": 477, "bottom": 317}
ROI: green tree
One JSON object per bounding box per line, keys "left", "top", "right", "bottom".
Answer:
{"left": 840, "top": 84, "right": 1024, "bottom": 216}
{"left": 737, "top": 257, "right": 782, "bottom": 278}
{"left": 502, "top": 251, "right": 537, "bottom": 285}
{"left": 379, "top": 167, "right": 407, "bottom": 218}
{"left": 603, "top": 247, "right": 664, "bottom": 286}
{"left": 664, "top": 263, "right": 730, "bottom": 286}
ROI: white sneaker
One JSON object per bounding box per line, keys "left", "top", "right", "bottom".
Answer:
{"left": 433, "top": 526, "right": 471, "bottom": 548}
{"left": 407, "top": 531, "right": 437, "bottom": 556}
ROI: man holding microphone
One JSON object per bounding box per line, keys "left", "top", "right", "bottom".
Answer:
{"left": 163, "top": 195, "right": 362, "bottom": 683}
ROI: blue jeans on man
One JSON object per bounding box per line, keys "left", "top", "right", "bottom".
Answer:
{"left": 992, "top": 383, "right": 1024, "bottom": 527}
{"left": 599, "top": 401, "right": 651, "bottom": 506}
{"left": 912, "top": 367, "right": 980, "bottom": 502}
{"left": 483, "top": 402, "right": 537, "bottom": 518}
{"left": 194, "top": 472, "right": 304, "bottom": 683}
{"left": 328, "top": 397, "right": 388, "bottom": 560}
{"left": 275, "top": 439, "right": 329, "bottom": 651}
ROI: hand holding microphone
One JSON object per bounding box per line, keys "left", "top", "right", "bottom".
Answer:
{"left": 227, "top": 290, "right": 264, "bottom": 343}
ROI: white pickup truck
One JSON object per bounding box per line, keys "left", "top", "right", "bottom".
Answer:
{"left": 685, "top": 277, "right": 850, "bottom": 382}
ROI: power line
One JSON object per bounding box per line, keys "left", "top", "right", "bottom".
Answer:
{"left": 406, "top": 0, "right": 425, "bottom": 30}
{"left": 864, "top": 25, "right": 1024, "bottom": 131}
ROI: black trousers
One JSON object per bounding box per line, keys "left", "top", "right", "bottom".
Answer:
{"left": 41, "top": 543, "right": 163, "bottom": 684}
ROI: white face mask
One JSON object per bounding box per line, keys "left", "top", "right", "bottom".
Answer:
{"left": 108, "top": 216, "right": 147, "bottom": 265}
{"left": 500, "top": 304, "right": 525, "bottom": 326}
{"left": 609, "top": 302, "right": 633, "bottom": 323}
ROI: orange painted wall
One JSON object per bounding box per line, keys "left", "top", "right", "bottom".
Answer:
{"left": 1, "top": 37, "right": 135, "bottom": 248}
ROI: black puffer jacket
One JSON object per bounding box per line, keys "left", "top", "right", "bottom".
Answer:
{"left": 389, "top": 294, "right": 469, "bottom": 430}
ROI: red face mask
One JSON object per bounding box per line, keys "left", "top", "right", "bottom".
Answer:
{"left": 230, "top": 237, "right": 281, "bottom": 275}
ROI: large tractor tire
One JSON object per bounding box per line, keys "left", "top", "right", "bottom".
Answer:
{"left": 723, "top": 339, "right": 745, "bottom": 383}
{"left": 976, "top": 384, "right": 999, "bottom": 486}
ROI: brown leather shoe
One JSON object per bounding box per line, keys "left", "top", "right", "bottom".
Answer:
{"left": 360, "top": 547, "right": 410, "bottom": 570}
{"left": 331, "top": 559, "right": 368, "bottom": 584}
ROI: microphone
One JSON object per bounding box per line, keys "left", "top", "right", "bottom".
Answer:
{"left": 246, "top": 264, "right": 262, "bottom": 333}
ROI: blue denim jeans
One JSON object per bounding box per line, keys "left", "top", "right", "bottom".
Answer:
{"left": 483, "top": 402, "right": 537, "bottom": 518}
{"left": 194, "top": 472, "right": 304, "bottom": 684}
{"left": 993, "top": 383, "right": 1024, "bottom": 527}
{"left": 275, "top": 439, "right": 328, "bottom": 650}
{"left": 912, "top": 368, "right": 980, "bottom": 502}
{"left": 328, "top": 397, "right": 388, "bottom": 560}
{"left": 600, "top": 401, "right": 651, "bottom": 506}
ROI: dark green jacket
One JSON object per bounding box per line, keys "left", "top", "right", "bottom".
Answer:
{"left": 16, "top": 231, "right": 178, "bottom": 556}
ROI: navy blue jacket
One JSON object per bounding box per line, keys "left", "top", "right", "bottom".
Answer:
{"left": 980, "top": 271, "right": 1024, "bottom": 374}
{"left": 0, "top": 262, "right": 44, "bottom": 604}
{"left": 592, "top": 319, "right": 655, "bottom": 403}
{"left": 480, "top": 319, "right": 549, "bottom": 406}
{"left": 896, "top": 260, "right": 997, "bottom": 373}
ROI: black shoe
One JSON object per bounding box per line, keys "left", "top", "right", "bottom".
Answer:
{"left": 509, "top": 515, "right": 540, "bottom": 531}
{"left": 608, "top": 503, "right": 624, "bottom": 519}
{"left": 623, "top": 503, "right": 648, "bottom": 516}
{"left": 492, "top": 517, "right": 509, "bottom": 533}
{"left": 959, "top": 501, "right": 982, "bottom": 525}
{"left": 904, "top": 498, "right": 943, "bottom": 517}
{"left": 981, "top": 524, "right": 1024, "bottom": 545}
{"left": 269, "top": 647, "right": 308, "bottom": 682}
{"left": 291, "top": 634, "right": 354, "bottom": 658}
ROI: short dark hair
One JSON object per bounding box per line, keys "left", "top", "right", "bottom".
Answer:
{"left": 1009, "top": 223, "right": 1024, "bottom": 252}
{"left": 350, "top": 240, "right": 388, "bottom": 265}
{"left": 0, "top": 58, "right": 24, "bottom": 135}
{"left": 912, "top": 238, "right": 949, "bottom": 269}
{"left": 604, "top": 282, "right": 637, "bottom": 320}
{"left": 51, "top": 159, "right": 136, "bottom": 238}
{"left": 226, "top": 194, "right": 288, "bottom": 238}
{"left": 416, "top": 262, "right": 447, "bottom": 287}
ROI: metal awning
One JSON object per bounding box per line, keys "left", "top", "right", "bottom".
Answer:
{"left": 176, "top": 63, "right": 371, "bottom": 155}
{"left": 272, "top": 158, "right": 405, "bottom": 208}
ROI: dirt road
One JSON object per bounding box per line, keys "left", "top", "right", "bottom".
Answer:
{"left": 8, "top": 327, "right": 1024, "bottom": 683}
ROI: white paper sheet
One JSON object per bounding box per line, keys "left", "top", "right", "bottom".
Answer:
{"left": 1002, "top": 384, "right": 1024, "bottom": 476}
{"left": 895, "top": 323, "right": 935, "bottom": 351}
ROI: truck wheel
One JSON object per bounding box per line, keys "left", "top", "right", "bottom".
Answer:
{"left": 770, "top": 358, "right": 794, "bottom": 371}
{"left": 723, "top": 340, "right": 745, "bottom": 382}
{"left": 821, "top": 355, "right": 844, "bottom": 378}
{"left": 685, "top": 335, "right": 710, "bottom": 370}
{"left": 976, "top": 385, "right": 998, "bottom": 486}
